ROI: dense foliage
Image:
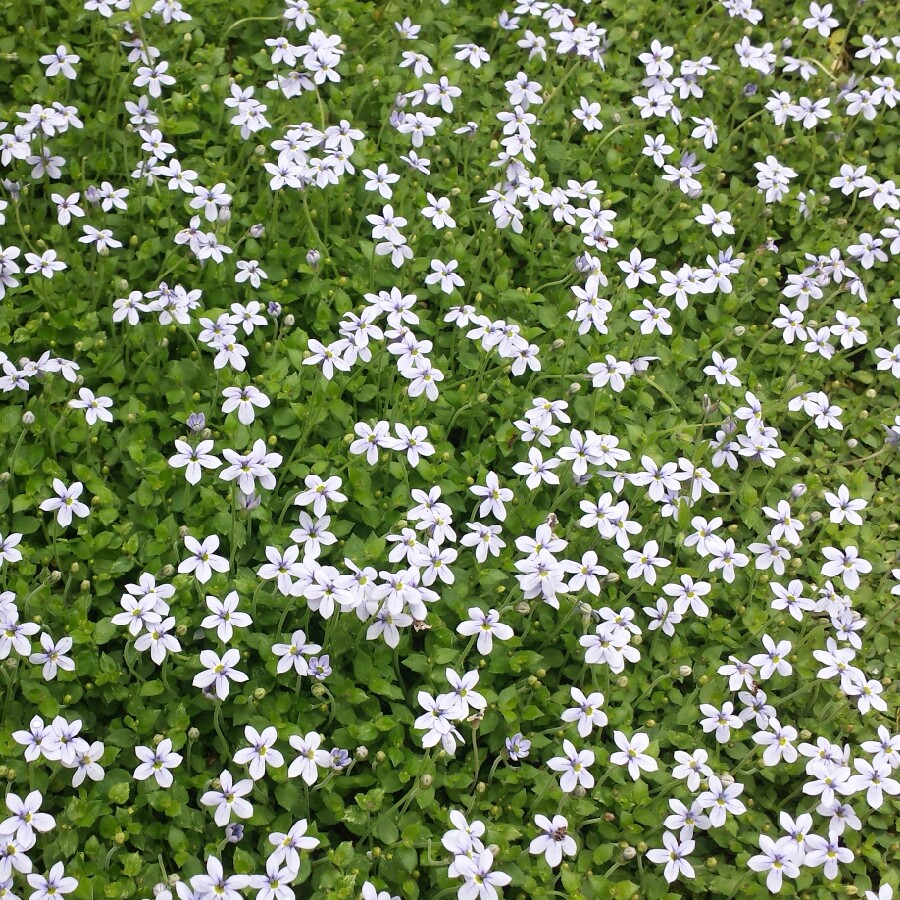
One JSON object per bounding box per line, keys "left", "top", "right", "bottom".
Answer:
{"left": 0, "top": 0, "right": 898, "bottom": 898}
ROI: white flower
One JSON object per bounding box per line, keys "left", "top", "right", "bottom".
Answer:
{"left": 529, "top": 815, "right": 577, "bottom": 867}
{"left": 548, "top": 739, "right": 595, "bottom": 792}
{"left": 0, "top": 791, "right": 55, "bottom": 843}
{"left": 697, "top": 775, "right": 746, "bottom": 827}
{"left": 222, "top": 385, "right": 270, "bottom": 425}
{"left": 178, "top": 535, "right": 229, "bottom": 584}
{"left": 200, "top": 770, "right": 254, "bottom": 826}
{"left": 268, "top": 819, "right": 320, "bottom": 870}
{"left": 753, "top": 719, "right": 799, "bottom": 766}
{"left": 192, "top": 648, "right": 248, "bottom": 700}
{"left": 39, "top": 479, "right": 89, "bottom": 528}
{"left": 820, "top": 546, "right": 872, "bottom": 590}
{"left": 646, "top": 832, "right": 696, "bottom": 883}
{"left": 700, "top": 702, "right": 743, "bottom": 743}
{"left": 287, "top": 731, "right": 331, "bottom": 785}
{"left": 749, "top": 635, "right": 793, "bottom": 679}
{"left": 424, "top": 258, "right": 464, "bottom": 294}
{"left": 610, "top": 731, "right": 658, "bottom": 780}
{"left": 823, "top": 485, "right": 866, "bottom": 525}
{"left": 233, "top": 726, "right": 284, "bottom": 781}
{"left": 456, "top": 607, "right": 514, "bottom": 654}
{"left": 168, "top": 439, "right": 221, "bottom": 485}
{"left": 349, "top": 420, "right": 392, "bottom": 465}
{"left": 133, "top": 738, "right": 182, "bottom": 788}
{"left": 201, "top": 592, "right": 253, "bottom": 643}
{"left": 67, "top": 388, "right": 113, "bottom": 425}
{"left": 560, "top": 686, "right": 607, "bottom": 737}
{"left": 672, "top": 749, "right": 713, "bottom": 791}
{"left": 470, "top": 472, "right": 514, "bottom": 521}
{"left": 28, "top": 633, "right": 75, "bottom": 681}
{"left": 747, "top": 835, "right": 802, "bottom": 892}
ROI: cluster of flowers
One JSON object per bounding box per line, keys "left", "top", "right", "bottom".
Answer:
{"left": 1, "top": 0, "right": 900, "bottom": 895}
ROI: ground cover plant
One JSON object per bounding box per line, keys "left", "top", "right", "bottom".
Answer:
{"left": 0, "top": 0, "right": 898, "bottom": 897}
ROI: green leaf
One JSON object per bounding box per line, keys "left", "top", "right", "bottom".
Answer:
{"left": 108, "top": 782, "right": 130, "bottom": 806}
{"left": 375, "top": 815, "right": 398, "bottom": 844}
{"left": 92, "top": 620, "right": 119, "bottom": 646}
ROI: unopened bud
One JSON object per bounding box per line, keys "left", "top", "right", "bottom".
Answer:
{"left": 622, "top": 846, "right": 636, "bottom": 860}
{"left": 790, "top": 483, "right": 807, "bottom": 499}
{"left": 22, "top": 411, "right": 35, "bottom": 425}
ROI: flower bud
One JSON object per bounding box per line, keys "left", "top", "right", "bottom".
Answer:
{"left": 355, "top": 746, "right": 368, "bottom": 761}
{"left": 22, "top": 411, "right": 35, "bottom": 425}
{"left": 239, "top": 491, "right": 261, "bottom": 511}
{"left": 306, "top": 248, "right": 321, "bottom": 271}
{"left": 188, "top": 727, "right": 200, "bottom": 741}
{"left": 419, "top": 773, "right": 433, "bottom": 788}
{"left": 622, "top": 846, "right": 636, "bottom": 860}
{"left": 678, "top": 665, "right": 692, "bottom": 677}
